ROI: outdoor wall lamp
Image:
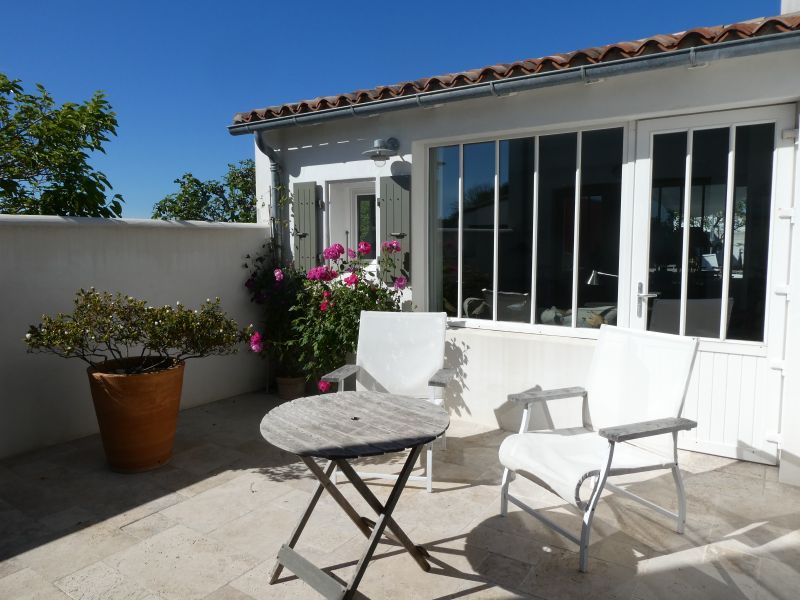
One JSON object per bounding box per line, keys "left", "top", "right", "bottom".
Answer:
{"left": 363, "top": 137, "right": 399, "bottom": 167}
{"left": 586, "top": 270, "right": 619, "bottom": 286}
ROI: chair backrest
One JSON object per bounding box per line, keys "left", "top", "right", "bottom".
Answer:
{"left": 355, "top": 311, "right": 446, "bottom": 398}
{"left": 585, "top": 326, "right": 698, "bottom": 434}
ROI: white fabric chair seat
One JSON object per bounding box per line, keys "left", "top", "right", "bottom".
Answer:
{"left": 499, "top": 428, "right": 673, "bottom": 508}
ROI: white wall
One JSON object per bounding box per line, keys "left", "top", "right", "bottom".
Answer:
{"left": 0, "top": 216, "right": 269, "bottom": 459}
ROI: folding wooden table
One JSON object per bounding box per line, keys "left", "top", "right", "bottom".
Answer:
{"left": 260, "top": 390, "right": 450, "bottom": 600}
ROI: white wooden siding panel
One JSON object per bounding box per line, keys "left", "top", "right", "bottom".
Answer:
{"left": 678, "top": 351, "right": 776, "bottom": 464}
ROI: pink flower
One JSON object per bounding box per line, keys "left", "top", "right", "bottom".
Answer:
{"left": 393, "top": 276, "right": 408, "bottom": 290}
{"left": 322, "top": 243, "right": 345, "bottom": 260}
{"left": 323, "top": 290, "right": 331, "bottom": 298}
{"left": 317, "top": 380, "right": 331, "bottom": 393}
{"left": 307, "top": 266, "right": 338, "bottom": 282}
{"left": 249, "top": 331, "right": 263, "bottom": 353}
{"left": 273, "top": 268, "right": 284, "bottom": 282}
{"left": 357, "top": 241, "right": 372, "bottom": 255}
{"left": 320, "top": 300, "right": 330, "bottom": 312}
{"left": 344, "top": 273, "right": 358, "bottom": 287}
{"left": 381, "top": 240, "right": 401, "bottom": 253}
{"left": 347, "top": 248, "right": 357, "bottom": 259}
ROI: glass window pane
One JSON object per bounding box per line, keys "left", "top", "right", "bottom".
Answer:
{"left": 462, "top": 142, "right": 496, "bottom": 320}
{"left": 577, "top": 128, "right": 623, "bottom": 328}
{"left": 685, "top": 128, "right": 729, "bottom": 338}
{"left": 497, "top": 137, "right": 535, "bottom": 323}
{"left": 356, "top": 194, "right": 376, "bottom": 259}
{"left": 536, "top": 133, "right": 577, "bottom": 326}
{"left": 428, "top": 146, "right": 459, "bottom": 316}
{"left": 727, "top": 123, "right": 774, "bottom": 341}
{"left": 648, "top": 132, "right": 687, "bottom": 335}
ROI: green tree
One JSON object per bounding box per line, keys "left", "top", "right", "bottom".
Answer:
{"left": 0, "top": 73, "right": 123, "bottom": 217}
{"left": 152, "top": 159, "right": 256, "bottom": 222}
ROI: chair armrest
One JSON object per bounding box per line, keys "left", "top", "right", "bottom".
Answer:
{"left": 428, "top": 368, "right": 456, "bottom": 388}
{"left": 598, "top": 417, "right": 697, "bottom": 443}
{"left": 508, "top": 386, "right": 586, "bottom": 404}
{"left": 321, "top": 364, "right": 360, "bottom": 383}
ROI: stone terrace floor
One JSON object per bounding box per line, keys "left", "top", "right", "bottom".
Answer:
{"left": 1, "top": 393, "right": 799, "bottom": 600}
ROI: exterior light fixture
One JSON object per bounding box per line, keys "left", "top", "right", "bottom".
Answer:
{"left": 363, "top": 137, "right": 399, "bottom": 167}
{"left": 586, "top": 270, "right": 619, "bottom": 286}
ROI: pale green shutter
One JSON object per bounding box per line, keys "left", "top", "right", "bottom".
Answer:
{"left": 292, "top": 181, "right": 318, "bottom": 271}
{"left": 379, "top": 175, "right": 411, "bottom": 282}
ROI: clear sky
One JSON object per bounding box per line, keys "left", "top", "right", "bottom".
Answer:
{"left": 0, "top": 0, "right": 782, "bottom": 218}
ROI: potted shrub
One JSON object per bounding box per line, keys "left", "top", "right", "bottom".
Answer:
{"left": 291, "top": 240, "right": 406, "bottom": 392}
{"left": 24, "top": 289, "right": 249, "bottom": 472}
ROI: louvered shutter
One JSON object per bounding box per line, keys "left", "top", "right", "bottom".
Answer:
{"left": 292, "top": 181, "right": 318, "bottom": 271}
{"left": 379, "top": 175, "right": 411, "bottom": 282}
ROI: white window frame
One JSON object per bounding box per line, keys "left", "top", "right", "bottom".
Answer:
{"left": 631, "top": 104, "right": 795, "bottom": 354}
{"left": 424, "top": 121, "right": 631, "bottom": 340}
{"left": 324, "top": 179, "right": 379, "bottom": 267}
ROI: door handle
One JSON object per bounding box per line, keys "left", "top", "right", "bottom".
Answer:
{"left": 637, "top": 282, "right": 659, "bottom": 318}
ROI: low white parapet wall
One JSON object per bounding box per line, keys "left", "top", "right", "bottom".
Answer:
{"left": 0, "top": 216, "right": 269, "bottom": 459}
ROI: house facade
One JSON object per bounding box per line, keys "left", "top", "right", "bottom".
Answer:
{"left": 230, "top": 12, "right": 800, "bottom": 485}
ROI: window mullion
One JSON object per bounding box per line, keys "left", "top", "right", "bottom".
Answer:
{"left": 457, "top": 144, "right": 464, "bottom": 319}
{"left": 530, "top": 137, "right": 539, "bottom": 325}
{"left": 571, "top": 132, "right": 582, "bottom": 328}
{"left": 679, "top": 130, "right": 694, "bottom": 337}
{"left": 493, "top": 140, "right": 500, "bottom": 322}
{"left": 720, "top": 126, "right": 737, "bottom": 340}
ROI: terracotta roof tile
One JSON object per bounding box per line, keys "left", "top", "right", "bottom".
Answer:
{"left": 232, "top": 15, "right": 800, "bottom": 126}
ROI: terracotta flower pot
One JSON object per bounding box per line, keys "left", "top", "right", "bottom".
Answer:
{"left": 276, "top": 376, "right": 306, "bottom": 401}
{"left": 87, "top": 358, "right": 185, "bottom": 473}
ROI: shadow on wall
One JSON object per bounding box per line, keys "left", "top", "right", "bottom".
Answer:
{"left": 444, "top": 337, "right": 470, "bottom": 418}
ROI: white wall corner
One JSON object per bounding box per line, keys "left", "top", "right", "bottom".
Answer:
{"left": 778, "top": 105, "right": 800, "bottom": 487}
{"left": 782, "top": 0, "right": 800, "bottom": 15}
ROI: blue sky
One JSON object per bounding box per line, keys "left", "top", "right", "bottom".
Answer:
{"left": 0, "top": 0, "right": 781, "bottom": 218}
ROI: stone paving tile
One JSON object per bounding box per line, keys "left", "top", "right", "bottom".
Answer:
{"left": 0, "top": 567, "right": 71, "bottom": 599}
{"left": 55, "top": 560, "right": 159, "bottom": 600}
{"left": 16, "top": 520, "right": 140, "bottom": 582}
{"left": 105, "top": 524, "right": 259, "bottom": 600}
{"left": 121, "top": 512, "right": 177, "bottom": 541}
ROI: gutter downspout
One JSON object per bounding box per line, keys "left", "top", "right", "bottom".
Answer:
{"left": 254, "top": 132, "right": 284, "bottom": 262}
{"left": 228, "top": 31, "right": 800, "bottom": 135}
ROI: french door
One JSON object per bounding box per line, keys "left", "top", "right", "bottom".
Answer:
{"left": 630, "top": 105, "right": 796, "bottom": 463}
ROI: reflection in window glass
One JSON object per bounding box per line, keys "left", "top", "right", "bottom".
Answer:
{"left": 685, "top": 128, "right": 729, "bottom": 338}
{"left": 428, "top": 146, "right": 459, "bottom": 316}
{"left": 356, "top": 194, "right": 376, "bottom": 259}
{"left": 462, "top": 142, "right": 496, "bottom": 320}
{"left": 498, "top": 138, "right": 535, "bottom": 323}
{"left": 577, "top": 128, "right": 623, "bottom": 328}
{"left": 648, "top": 132, "right": 687, "bottom": 335}
{"left": 728, "top": 123, "right": 774, "bottom": 341}
{"left": 536, "top": 133, "right": 577, "bottom": 326}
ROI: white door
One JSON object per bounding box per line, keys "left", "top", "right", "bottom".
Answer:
{"left": 631, "top": 105, "right": 796, "bottom": 464}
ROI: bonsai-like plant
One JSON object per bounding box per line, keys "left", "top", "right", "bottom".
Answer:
{"left": 291, "top": 240, "right": 406, "bottom": 390}
{"left": 25, "top": 288, "right": 249, "bottom": 373}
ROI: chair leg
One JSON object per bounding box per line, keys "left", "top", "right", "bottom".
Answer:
{"left": 672, "top": 464, "right": 687, "bottom": 534}
{"left": 425, "top": 444, "right": 433, "bottom": 493}
{"left": 332, "top": 466, "right": 338, "bottom": 485}
{"left": 579, "top": 444, "right": 615, "bottom": 573}
{"left": 500, "top": 468, "right": 512, "bottom": 516}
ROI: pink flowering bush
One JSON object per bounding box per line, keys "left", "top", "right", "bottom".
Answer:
{"left": 244, "top": 243, "right": 308, "bottom": 378}
{"left": 290, "top": 240, "right": 406, "bottom": 382}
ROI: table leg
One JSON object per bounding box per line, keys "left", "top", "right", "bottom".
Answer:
{"left": 334, "top": 458, "right": 431, "bottom": 572}
{"left": 268, "top": 460, "right": 335, "bottom": 584}
{"left": 301, "top": 457, "right": 373, "bottom": 539}
{"left": 342, "top": 444, "right": 424, "bottom": 600}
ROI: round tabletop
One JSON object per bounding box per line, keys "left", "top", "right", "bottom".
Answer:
{"left": 260, "top": 391, "right": 450, "bottom": 459}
